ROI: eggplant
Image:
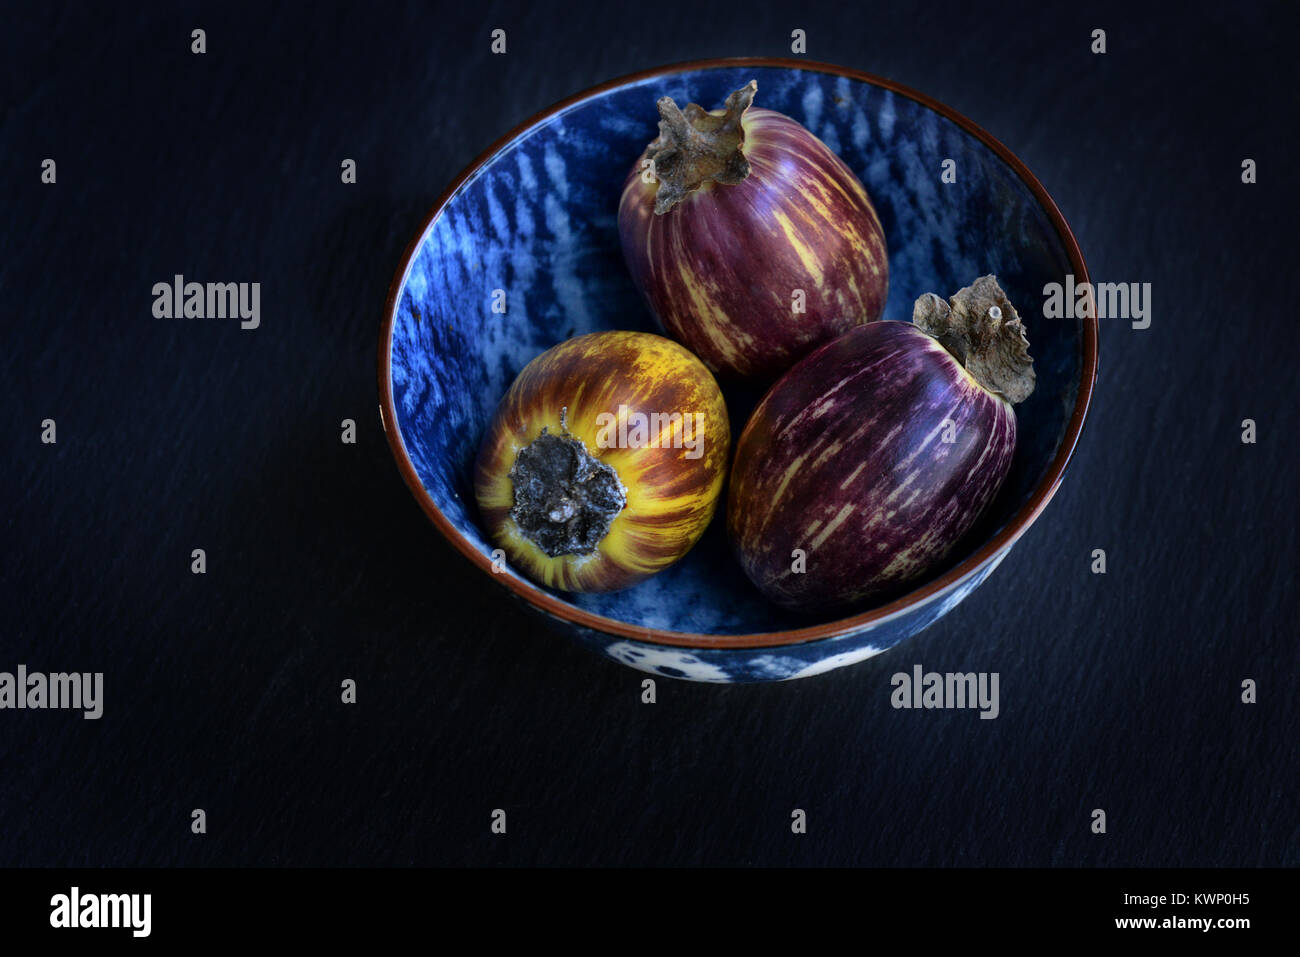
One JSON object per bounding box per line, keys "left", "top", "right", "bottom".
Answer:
{"left": 618, "top": 81, "right": 888, "bottom": 381}
{"left": 475, "top": 331, "right": 730, "bottom": 593}
{"left": 727, "top": 276, "right": 1035, "bottom": 612}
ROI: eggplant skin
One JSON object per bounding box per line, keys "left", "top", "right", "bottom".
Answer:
{"left": 619, "top": 107, "right": 888, "bottom": 381}
{"left": 727, "top": 321, "right": 1016, "bottom": 612}
{"left": 475, "top": 331, "right": 729, "bottom": 593}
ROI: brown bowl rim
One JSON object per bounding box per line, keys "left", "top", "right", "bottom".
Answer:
{"left": 377, "top": 56, "right": 1099, "bottom": 651}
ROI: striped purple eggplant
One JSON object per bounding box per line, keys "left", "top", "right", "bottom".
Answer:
{"left": 727, "top": 276, "right": 1035, "bottom": 612}
{"left": 618, "top": 81, "right": 888, "bottom": 381}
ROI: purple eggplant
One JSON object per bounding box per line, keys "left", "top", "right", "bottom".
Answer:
{"left": 727, "top": 276, "right": 1035, "bottom": 612}
{"left": 618, "top": 81, "right": 889, "bottom": 381}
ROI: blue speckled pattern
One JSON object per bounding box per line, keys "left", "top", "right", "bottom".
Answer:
{"left": 386, "top": 65, "right": 1085, "bottom": 681}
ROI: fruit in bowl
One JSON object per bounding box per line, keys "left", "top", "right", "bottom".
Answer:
{"left": 473, "top": 331, "right": 729, "bottom": 593}
{"left": 728, "top": 276, "right": 1035, "bottom": 612}
{"left": 379, "top": 60, "right": 1097, "bottom": 682}
{"left": 618, "top": 81, "right": 889, "bottom": 381}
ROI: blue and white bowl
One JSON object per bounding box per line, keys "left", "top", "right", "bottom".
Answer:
{"left": 379, "top": 58, "right": 1098, "bottom": 682}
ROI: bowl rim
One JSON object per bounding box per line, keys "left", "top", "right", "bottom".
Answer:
{"left": 378, "top": 56, "right": 1098, "bottom": 650}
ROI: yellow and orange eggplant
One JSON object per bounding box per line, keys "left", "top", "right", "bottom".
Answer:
{"left": 474, "top": 331, "right": 729, "bottom": 592}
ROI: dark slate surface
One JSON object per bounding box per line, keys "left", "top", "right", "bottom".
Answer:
{"left": 1, "top": 1, "right": 1294, "bottom": 866}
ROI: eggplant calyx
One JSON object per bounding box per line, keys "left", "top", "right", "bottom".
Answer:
{"left": 913, "top": 275, "right": 1036, "bottom": 404}
{"left": 508, "top": 411, "right": 627, "bottom": 558}
{"left": 644, "top": 80, "right": 756, "bottom": 215}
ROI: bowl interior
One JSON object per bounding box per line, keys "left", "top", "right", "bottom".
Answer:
{"left": 387, "top": 64, "right": 1083, "bottom": 636}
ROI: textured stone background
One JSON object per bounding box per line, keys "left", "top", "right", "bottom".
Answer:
{"left": 1, "top": 1, "right": 1295, "bottom": 865}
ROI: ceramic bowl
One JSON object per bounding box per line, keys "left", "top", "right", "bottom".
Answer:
{"left": 379, "top": 58, "right": 1097, "bottom": 682}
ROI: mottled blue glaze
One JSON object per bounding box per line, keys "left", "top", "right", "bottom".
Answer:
{"left": 386, "top": 65, "right": 1087, "bottom": 682}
